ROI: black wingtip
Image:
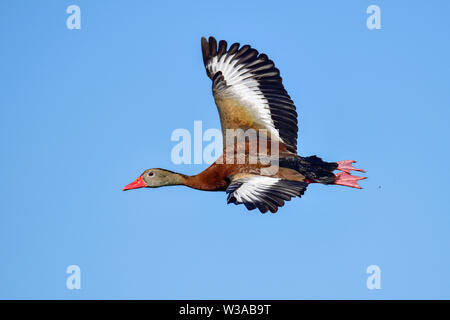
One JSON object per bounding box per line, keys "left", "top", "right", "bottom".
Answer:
{"left": 201, "top": 37, "right": 210, "bottom": 66}
{"left": 208, "top": 36, "right": 217, "bottom": 56}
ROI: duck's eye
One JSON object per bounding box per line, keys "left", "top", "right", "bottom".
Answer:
{"left": 148, "top": 172, "right": 154, "bottom": 177}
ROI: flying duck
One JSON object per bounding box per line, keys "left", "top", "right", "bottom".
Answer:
{"left": 123, "top": 37, "right": 366, "bottom": 213}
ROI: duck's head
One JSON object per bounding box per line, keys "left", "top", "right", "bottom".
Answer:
{"left": 123, "top": 168, "right": 185, "bottom": 191}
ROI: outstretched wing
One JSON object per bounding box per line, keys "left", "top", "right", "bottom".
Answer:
{"left": 226, "top": 175, "right": 307, "bottom": 213}
{"left": 201, "top": 36, "right": 298, "bottom": 153}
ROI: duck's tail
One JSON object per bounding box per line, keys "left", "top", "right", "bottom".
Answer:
{"left": 279, "top": 156, "right": 366, "bottom": 188}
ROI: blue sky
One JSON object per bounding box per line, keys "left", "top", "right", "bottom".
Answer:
{"left": 1, "top": 0, "right": 450, "bottom": 299}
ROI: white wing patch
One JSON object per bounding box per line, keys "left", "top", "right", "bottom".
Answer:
{"left": 226, "top": 175, "right": 307, "bottom": 213}
{"left": 229, "top": 176, "right": 280, "bottom": 203}
{"left": 207, "top": 55, "right": 279, "bottom": 140}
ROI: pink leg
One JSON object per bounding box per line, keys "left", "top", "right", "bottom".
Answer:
{"left": 334, "top": 172, "right": 366, "bottom": 189}
{"left": 336, "top": 160, "right": 366, "bottom": 173}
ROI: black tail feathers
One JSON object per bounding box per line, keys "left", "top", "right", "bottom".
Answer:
{"left": 279, "top": 155, "right": 337, "bottom": 184}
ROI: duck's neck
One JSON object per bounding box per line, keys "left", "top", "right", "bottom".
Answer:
{"left": 163, "top": 171, "right": 187, "bottom": 186}
{"left": 169, "top": 172, "right": 222, "bottom": 191}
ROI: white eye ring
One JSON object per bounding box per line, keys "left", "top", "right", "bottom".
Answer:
{"left": 148, "top": 172, "right": 154, "bottom": 177}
